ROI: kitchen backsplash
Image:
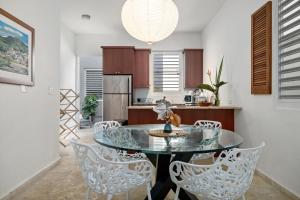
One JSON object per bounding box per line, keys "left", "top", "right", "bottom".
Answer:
{"left": 133, "top": 88, "right": 194, "bottom": 104}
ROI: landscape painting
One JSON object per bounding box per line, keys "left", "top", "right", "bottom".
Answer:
{"left": 0, "top": 20, "right": 29, "bottom": 75}
{"left": 0, "top": 8, "right": 34, "bottom": 85}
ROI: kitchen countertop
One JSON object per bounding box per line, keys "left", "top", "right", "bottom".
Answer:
{"left": 128, "top": 105, "right": 242, "bottom": 110}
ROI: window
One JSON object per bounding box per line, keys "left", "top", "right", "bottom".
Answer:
{"left": 84, "top": 69, "right": 103, "bottom": 99}
{"left": 278, "top": 0, "right": 300, "bottom": 99}
{"left": 153, "top": 51, "right": 181, "bottom": 92}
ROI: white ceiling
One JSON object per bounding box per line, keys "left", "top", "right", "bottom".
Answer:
{"left": 60, "top": 0, "right": 225, "bottom": 34}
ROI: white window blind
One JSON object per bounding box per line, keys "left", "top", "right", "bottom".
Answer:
{"left": 279, "top": 0, "right": 300, "bottom": 99}
{"left": 153, "top": 51, "right": 181, "bottom": 92}
{"left": 84, "top": 69, "right": 103, "bottom": 99}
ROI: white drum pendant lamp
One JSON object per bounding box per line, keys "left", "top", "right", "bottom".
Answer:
{"left": 121, "top": 0, "right": 179, "bottom": 44}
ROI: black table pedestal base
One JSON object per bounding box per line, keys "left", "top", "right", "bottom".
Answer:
{"left": 145, "top": 153, "right": 198, "bottom": 200}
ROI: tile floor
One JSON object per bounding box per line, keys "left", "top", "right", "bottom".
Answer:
{"left": 6, "top": 129, "right": 295, "bottom": 200}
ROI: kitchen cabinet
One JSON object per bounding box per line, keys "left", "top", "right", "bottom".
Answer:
{"left": 102, "top": 46, "right": 135, "bottom": 75}
{"left": 184, "top": 49, "right": 203, "bottom": 88}
{"left": 134, "top": 49, "right": 150, "bottom": 88}
{"left": 128, "top": 106, "right": 241, "bottom": 131}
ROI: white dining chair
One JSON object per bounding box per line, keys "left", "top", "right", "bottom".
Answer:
{"left": 170, "top": 142, "right": 265, "bottom": 200}
{"left": 71, "top": 140, "right": 153, "bottom": 200}
{"left": 190, "top": 120, "right": 222, "bottom": 163}
{"left": 94, "top": 120, "right": 121, "bottom": 133}
{"left": 93, "top": 121, "right": 147, "bottom": 161}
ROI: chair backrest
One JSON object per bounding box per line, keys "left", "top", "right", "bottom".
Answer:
{"left": 71, "top": 140, "right": 153, "bottom": 195}
{"left": 94, "top": 120, "right": 121, "bottom": 134}
{"left": 70, "top": 140, "right": 114, "bottom": 193}
{"left": 211, "top": 142, "right": 265, "bottom": 199}
{"left": 194, "top": 120, "right": 222, "bottom": 129}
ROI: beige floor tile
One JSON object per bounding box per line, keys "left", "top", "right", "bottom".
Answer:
{"left": 6, "top": 129, "right": 295, "bottom": 200}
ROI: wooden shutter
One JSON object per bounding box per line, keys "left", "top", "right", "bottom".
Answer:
{"left": 251, "top": 1, "right": 272, "bottom": 94}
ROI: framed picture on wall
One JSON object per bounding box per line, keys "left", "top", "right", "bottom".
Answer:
{"left": 0, "top": 8, "right": 34, "bottom": 86}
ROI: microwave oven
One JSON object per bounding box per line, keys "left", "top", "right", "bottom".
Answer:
{"left": 184, "top": 95, "right": 194, "bottom": 105}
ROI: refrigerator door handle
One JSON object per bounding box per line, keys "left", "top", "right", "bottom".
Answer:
{"left": 127, "top": 77, "right": 129, "bottom": 106}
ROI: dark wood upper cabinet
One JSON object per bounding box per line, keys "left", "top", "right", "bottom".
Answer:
{"left": 184, "top": 49, "right": 203, "bottom": 88}
{"left": 102, "top": 46, "right": 135, "bottom": 75}
{"left": 134, "top": 49, "right": 150, "bottom": 88}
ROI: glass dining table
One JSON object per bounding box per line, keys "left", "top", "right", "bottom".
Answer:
{"left": 94, "top": 124, "right": 243, "bottom": 200}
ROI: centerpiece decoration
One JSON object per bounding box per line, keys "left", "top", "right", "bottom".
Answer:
{"left": 153, "top": 97, "right": 181, "bottom": 133}
{"left": 197, "top": 58, "right": 227, "bottom": 106}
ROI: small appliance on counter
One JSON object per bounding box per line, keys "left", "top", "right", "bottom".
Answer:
{"left": 184, "top": 91, "right": 195, "bottom": 105}
{"left": 184, "top": 95, "right": 195, "bottom": 105}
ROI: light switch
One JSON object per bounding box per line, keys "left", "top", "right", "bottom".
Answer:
{"left": 48, "top": 87, "right": 55, "bottom": 95}
{"left": 20, "top": 85, "right": 27, "bottom": 93}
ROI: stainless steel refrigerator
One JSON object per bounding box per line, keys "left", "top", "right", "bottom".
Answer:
{"left": 103, "top": 75, "right": 132, "bottom": 122}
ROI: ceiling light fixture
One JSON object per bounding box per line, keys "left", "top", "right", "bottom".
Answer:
{"left": 121, "top": 0, "right": 179, "bottom": 44}
{"left": 81, "top": 14, "right": 91, "bottom": 21}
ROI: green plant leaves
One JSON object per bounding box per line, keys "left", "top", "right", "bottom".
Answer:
{"left": 81, "top": 95, "right": 99, "bottom": 119}
{"left": 197, "top": 57, "right": 227, "bottom": 98}
{"left": 216, "top": 57, "right": 224, "bottom": 84}
{"left": 214, "top": 81, "right": 227, "bottom": 88}
{"left": 197, "top": 84, "right": 216, "bottom": 93}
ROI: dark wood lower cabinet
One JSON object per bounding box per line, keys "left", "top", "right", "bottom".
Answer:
{"left": 128, "top": 108, "right": 236, "bottom": 131}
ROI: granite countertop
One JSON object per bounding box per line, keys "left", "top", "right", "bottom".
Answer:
{"left": 128, "top": 105, "right": 242, "bottom": 110}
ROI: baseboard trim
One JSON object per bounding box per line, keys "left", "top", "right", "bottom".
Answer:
{"left": 255, "top": 169, "right": 300, "bottom": 200}
{"left": 0, "top": 157, "right": 61, "bottom": 200}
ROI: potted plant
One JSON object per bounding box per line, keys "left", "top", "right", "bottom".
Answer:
{"left": 198, "top": 58, "right": 227, "bottom": 106}
{"left": 81, "top": 95, "right": 99, "bottom": 123}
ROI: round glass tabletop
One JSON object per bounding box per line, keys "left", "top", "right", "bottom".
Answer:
{"left": 94, "top": 124, "right": 243, "bottom": 154}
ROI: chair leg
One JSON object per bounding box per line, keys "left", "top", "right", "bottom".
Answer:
{"left": 86, "top": 188, "right": 92, "bottom": 200}
{"left": 212, "top": 155, "right": 215, "bottom": 162}
{"left": 126, "top": 191, "right": 129, "bottom": 200}
{"left": 242, "top": 194, "right": 246, "bottom": 200}
{"left": 174, "top": 186, "right": 180, "bottom": 200}
{"left": 107, "top": 194, "right": 113, "bottom": 200}
{"left": 147, "top": 182, "right": 152, "bottom": 200}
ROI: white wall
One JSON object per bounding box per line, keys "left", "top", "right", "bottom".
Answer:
{"left": 201, "top": 0, "right": 300, "bottom": 196}
{"left": 60, "top": 24, "right": 76, "bottom": 90}
{"left": 76, "top": 32, "right": 203, "bottom": 103}
{"left": 0, "top": 0, "right": 60, "bottom": 198}
{"left": 76, "top": 32, "right": 203, "bottom": 57}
